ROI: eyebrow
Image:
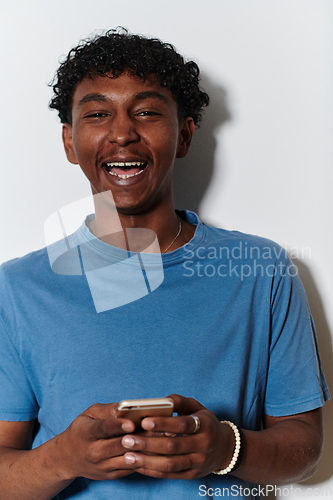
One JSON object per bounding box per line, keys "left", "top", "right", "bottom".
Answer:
{"left": 133, "top": 91, "right": 168, "bottom": 104}
{"left": 78, "top": 91, "right": 168, "bottom": 107}
{"left": 78, "top": 93, "right": 109, "bottom": 107}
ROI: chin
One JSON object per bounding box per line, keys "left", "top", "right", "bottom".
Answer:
{"left": 111, "top": 195, "right": 155, "bottom": 215}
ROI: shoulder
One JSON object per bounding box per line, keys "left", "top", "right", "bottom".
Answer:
{"left": 0, "top": 221, "right": 86, "bottom": 284}
{"left": 0, "top": 247, "right": 50, "bottom": 282}
{"left": 185, "top": 211, "right": 290, "bottom": 265}
{"left": 0, "top": 248, "right": 51, "bottom": 317}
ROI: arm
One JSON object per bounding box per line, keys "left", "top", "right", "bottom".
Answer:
{"left": 121, "top": 394, "right": 324, "bottom": 485}
{"left": 0, "top": 420, "right": 73, "bottom": 500}
{"left": 0, "top": 403, "right": 136, "bottom": 500}
{"left": 234, "top": 409, "right": 323, "bottom": 485}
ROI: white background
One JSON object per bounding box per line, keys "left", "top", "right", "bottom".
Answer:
{"left": 1, "top": 0, "right": 332, "bottom": 497}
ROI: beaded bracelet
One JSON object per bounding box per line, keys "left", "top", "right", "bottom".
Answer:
{"left": 213, "top": 421, "right": 244, "bottom": 475}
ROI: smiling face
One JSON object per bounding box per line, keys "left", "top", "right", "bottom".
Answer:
{"left": 62, "top": 72, "right": 195, "bottom": 219}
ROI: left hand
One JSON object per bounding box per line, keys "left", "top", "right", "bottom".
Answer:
{"left": 121, "top": 394, "right": 235, "bottom": 479}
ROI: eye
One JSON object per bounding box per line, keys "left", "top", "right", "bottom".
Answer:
{"left": 136, "top": 111, "right": 161, "bottom": 117}
{"left": 84, "top": 112, "right": 110, "bottom": 119}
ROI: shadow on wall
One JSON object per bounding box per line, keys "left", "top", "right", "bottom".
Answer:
{"left": 173, "top": 71, "right": 332, "bottom": 486}
{"left": 293, "top": 259, "right": 333, "bottom": 485}
{"left": 173, "top": 73, "right": 231, "bottom": 214}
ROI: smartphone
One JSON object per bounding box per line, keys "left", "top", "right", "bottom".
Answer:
{"left": 117, "top": 397, "right": 174, "bottom": 427}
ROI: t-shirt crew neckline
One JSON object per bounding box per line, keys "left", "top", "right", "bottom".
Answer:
{"left": 77, "top": 210, "right": 206, "bottom": 266}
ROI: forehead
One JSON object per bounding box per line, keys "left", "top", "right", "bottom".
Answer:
{"left": 71, "top": 72, "right": 178, "bottom": 112}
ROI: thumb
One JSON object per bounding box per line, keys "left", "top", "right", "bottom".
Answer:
{"left": 168, "top": 394, "right": 205, "bottom": 415}
{"left": 83, "top": 402, "right": 119, "bottom": 420}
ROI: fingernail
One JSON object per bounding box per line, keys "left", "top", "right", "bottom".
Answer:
{"left": 122, "top": 422, "right": 133, "bottom": 432}
{"left": 124, "top": 453, "right": 136, "bottom": 464}
{"left": 142, "top": 419, "right": 155, "bottom": 430}
{"left": 122, "top": 436, "right": 135, "bottom": 448}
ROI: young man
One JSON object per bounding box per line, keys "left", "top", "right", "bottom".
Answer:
{"left": 0, "top": 29, "right": 329, "bottom": 499}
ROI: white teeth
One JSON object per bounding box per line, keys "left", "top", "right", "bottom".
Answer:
{"left": 107, "top": 169, "right": 145, "bottom": 179}
{"left": 105, "top": 161, "right": 146, "bottom": 180}
{"left": 106, "top": 162, "right": 145, "bottom": 167}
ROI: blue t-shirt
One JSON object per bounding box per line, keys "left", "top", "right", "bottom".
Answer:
{"left": 0, "top": 211, "right": 329, "bottom": 499}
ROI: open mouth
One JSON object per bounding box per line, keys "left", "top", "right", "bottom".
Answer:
{"left": 104, "top": 162, "right": 148, "bottom": 180}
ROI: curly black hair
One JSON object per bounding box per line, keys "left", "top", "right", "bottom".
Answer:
{"left": 49, "top": 28, "right": 209, "bottom": 126}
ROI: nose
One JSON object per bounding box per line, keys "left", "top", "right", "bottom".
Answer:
{"left": 107, "top": 113, "right": 139, "bottom": 146}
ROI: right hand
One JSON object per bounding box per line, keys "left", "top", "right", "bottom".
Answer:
{"left": 54, "top": 403, "right": 137, "bottom": 481}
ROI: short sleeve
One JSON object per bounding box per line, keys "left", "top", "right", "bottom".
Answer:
{"left": 0, "top": 267, "right": 38, "bottom": 421}
{"left": 264, "top": 260, "right": 330, "bottom": 416}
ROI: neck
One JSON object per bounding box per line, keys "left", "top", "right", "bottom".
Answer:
{"left": 88, "top": 195, "right": 195, "bottom": 253}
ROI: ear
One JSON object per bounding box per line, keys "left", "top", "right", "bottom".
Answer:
{"left": 62, "top": 123, "right": 79, "bottom": 164}
{"left": 176, "top": 117, "right": 195, "bottom": 158}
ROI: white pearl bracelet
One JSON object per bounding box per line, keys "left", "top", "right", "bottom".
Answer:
{"left": 213, "top": 420, "right": 242, "bottom": 475}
